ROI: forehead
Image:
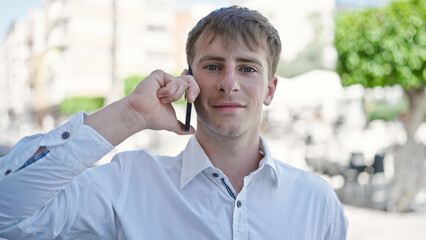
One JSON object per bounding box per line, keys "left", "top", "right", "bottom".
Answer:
{"left": 197, "top": 31, "right": 266, "bottom": 50}
{"left": 193, "top": 32, "right": 268, "bottom": 62}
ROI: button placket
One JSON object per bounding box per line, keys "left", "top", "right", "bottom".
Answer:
{"left": 232, "top": 189, "right": 247, "bottom": 239}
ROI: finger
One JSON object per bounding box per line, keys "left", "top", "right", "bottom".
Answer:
{"left": 158, "top": 78, "right": 188, "bottom": 102}
{"left": 184, "top": 76, "right": 200, "bottom": 103}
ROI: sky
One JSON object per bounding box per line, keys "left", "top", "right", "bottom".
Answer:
{"left": 336, "top": 0, "right": 390, "bottom": 8}
{"left": 0, "top": 0, "right": 231, "bottom": 44}
{"left": 0, "top": 0, "right": 44, "bottom": 43}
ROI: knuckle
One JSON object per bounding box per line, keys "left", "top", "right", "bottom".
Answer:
{"left": 170, "top": 95, "right": 180, "bottom": 102}
{"left": 152, "top": 69, "right": 164, "bottom": 75}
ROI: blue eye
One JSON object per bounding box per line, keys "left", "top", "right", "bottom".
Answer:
{"left": 242, "top": 67, "right": 255, "bottom": 73}
{"left": 205, "top": 65, "right": 219, "bottom": 71}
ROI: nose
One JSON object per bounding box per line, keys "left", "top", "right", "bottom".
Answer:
{"left": 217, "top": 68, "right": 239, "bottom": 94}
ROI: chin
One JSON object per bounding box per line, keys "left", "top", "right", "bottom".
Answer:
{"left": 209, "top": 124, "right": 249, "bottom": 138}
{"left": 197, "top": 114, "right": 255, "bottom": 138}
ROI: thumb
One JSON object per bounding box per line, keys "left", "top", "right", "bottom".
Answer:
{"left": 173, "top": 120, "right": 195, "bottom": 135}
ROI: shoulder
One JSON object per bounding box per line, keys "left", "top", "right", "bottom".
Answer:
{"left": 274, "top": 159, "right": 336, "bottom": 197}
{"left": 84, "top": 149, "right": 183, "bottom": 189}
{"left": 114, "top": 148, "right": 157, "bottom": 161}
{"left": 99, "top": 149, "right": 182, "bottom": 175}
{"left": 273, "top": 159, "right": 347, "bottom": 229}
{"left": 85, "top": 149, "right": 171, "bottom": 178}
{"left": 106, "top": 149, "right": 184, "bottom": 180}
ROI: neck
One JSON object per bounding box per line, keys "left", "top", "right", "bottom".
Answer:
{"left": 195, "top": 125, "right": 262, "bottom": 193}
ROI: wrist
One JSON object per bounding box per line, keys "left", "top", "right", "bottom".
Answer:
{"left": 84, "top": 99, "right": 145, "bottom": 146}
{"left": 121, "top": 97, "right": 148, "bottom": 134}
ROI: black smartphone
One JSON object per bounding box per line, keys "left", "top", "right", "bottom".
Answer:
{"left": 184, "top": 69, "right": 192, "bottom": 132}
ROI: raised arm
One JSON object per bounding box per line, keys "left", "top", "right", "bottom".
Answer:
{"left": 85, "top": 69, "right": 199, "bottom": 146}
{"left": 0, "top": 69, "right": 199, "bottom": 239}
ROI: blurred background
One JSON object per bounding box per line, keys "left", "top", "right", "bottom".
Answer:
{"left": 0, "top": 0, "right": 425, "bottom": 239}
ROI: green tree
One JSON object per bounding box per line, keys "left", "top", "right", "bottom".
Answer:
{"left": 124, "top": 75, "right": 145, "bottom": 96}
{"left": 335, "top": 0, "right": 426, "bottom": 212}
{"left": 59, "top": 97, "right": 105, "bottom": 115}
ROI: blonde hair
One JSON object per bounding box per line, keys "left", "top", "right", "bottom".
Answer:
{"left": 186, "top": 6, "right": 282, "bottom": 80}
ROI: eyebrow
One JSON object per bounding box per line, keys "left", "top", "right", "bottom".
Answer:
{"left": 198, "top": 55, "right": 263, "bottom": 67}
{"left": 198, "top": 55, "right": 225, "bottom": 63}
{"left": 236, "top": 57, "right": 263, "bottom": 67}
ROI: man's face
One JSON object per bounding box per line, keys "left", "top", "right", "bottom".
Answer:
{"left": 191, "top": 34, "right": 277, "bottom": 138}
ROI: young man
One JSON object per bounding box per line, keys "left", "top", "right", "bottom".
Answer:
{"left": 0, "top": 6, "right": 347, "bottom": 239}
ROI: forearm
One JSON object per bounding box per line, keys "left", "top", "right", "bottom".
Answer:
{"left": 84, "top": 98, "right": 144, "bottom": 146}
{"left": 0, "top": 113, "right": 113, "bottom": 219}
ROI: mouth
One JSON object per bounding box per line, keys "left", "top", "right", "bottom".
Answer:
{"left": 211, "top": 102, "right": 244, "bottom": 113}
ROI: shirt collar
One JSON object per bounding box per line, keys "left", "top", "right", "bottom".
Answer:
{"left": 180, "top": 135, "right": 213, "bottom": 189}
{"left": 258, "top": 135, "right": 280, "bottom": 188}
{"left": 180, "top": 135, "right": 280, "bottom": 189}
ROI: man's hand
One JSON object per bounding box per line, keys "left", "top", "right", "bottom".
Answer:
{"left": 84, "top": 69, "right": 200, "bottom": 146}
{"left": 126, "top": 69, "right": 199, "bottom": 134}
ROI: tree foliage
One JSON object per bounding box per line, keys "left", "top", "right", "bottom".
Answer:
{"left": 334, "top": 0, "right": 425, "bottom": 90}
{"left": 59, "top": 97, "right": 104, "bottom": 115}
{"left": 124, "top": 75, "right": 145, "bottom": 96}
{"left": 335, "top": 0, "right": 426, "bottom": 212}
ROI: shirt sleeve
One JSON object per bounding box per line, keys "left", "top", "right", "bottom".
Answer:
{"left": 324, "top": 192, "right": 349, "bottom": 239}
{"left": 0, "top": 112, "right": 116, "bottom": 239}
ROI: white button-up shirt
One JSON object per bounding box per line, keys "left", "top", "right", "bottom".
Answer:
{"left": 0, "top": 112, "right": 348, "bottom": 239}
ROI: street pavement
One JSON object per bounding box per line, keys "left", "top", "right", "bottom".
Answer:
{"left": 345, "top": 204, "right": 426, "bottom": 240}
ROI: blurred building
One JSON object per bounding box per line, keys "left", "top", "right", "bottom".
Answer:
{"left": 174, "top": 2, "right": 221, "bottom": 71}
{"left": 1, "top": 17, "right": 33, "bottom": 129}
{"left": 43, "top": 0, "right": 176, "bottom": 105}
{"left": 0, "top": 0, "right": 176, "bottom": 129}
{"left": 244, "top": 0, "right": 336, "bottom": 64}
{"left": 1, "top": 0, "right": 341, "bottom": 129}
{"left": 0, "top": 45, "right": 7, "bottom": 130}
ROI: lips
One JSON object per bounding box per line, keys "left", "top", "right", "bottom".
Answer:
{"left": 212, "top": 102, "right": 244, "bottom": 107}
{"left": 211, "top": 102, "right": 244, "bottom": 113}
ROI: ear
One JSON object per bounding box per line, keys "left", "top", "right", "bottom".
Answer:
{"left": 263, "top": 77, "right": 278, "bottom": 106}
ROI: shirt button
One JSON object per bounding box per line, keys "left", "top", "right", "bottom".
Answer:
{"left": 61, "top": 131, "right": 70, "bottom": 139}
{"left": 236, "top": 200, "right": 242, "bottom": 208}
{"left": 5, "top": 169, "right": 12, "bottom": 175}
{"left": 212, "top": 173, "right": 219, "bottom": 177}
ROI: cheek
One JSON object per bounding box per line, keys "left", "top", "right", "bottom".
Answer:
{"left": 195, "top": 84, "right": 208, "bottom": 102}
{"left": 251, "top": 85, "right": 268, "bottom": 102}
{"left": 197, "top": 83, "right": 209, "bottom": 93}
{"left": 249, "top": 91, "right": 265, "bottom": 111}
{"left": 195, "top": 78, "right": 214, "bottom": 93}
{"left": 193, "top": 84, "right": 209, "bottom": 110}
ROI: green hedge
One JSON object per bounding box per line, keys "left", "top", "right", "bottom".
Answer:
{"left": 59, "top": 97, "right": 104, "bottom": 115}
{"left": 364, "top": 100, "right": 408, "bottom": 122}
{"left": 364, "top": 98, "right": 426, "bottom": 122}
